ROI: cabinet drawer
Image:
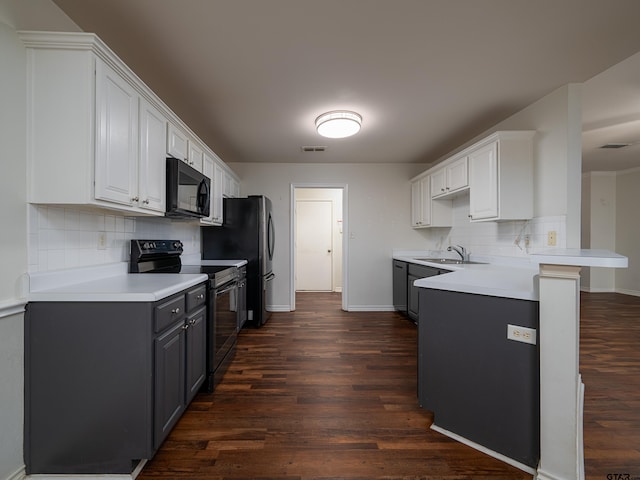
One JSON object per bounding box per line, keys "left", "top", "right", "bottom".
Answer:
{"left": 186, "top": 284, "right": 207, "bottom": 312}
{"left": 155, "top": 295, "right": 186, "bottom": 333}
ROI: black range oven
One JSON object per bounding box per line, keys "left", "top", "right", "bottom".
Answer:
{"left": 129, "top": 239, "right": 240, "bottom": 392}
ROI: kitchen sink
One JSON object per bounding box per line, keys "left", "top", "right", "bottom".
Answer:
{"left": 414, "top": 257, "right": 487, "bottom": 265}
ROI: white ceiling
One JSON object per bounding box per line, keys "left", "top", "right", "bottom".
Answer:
{"left": 48, "top": 0, "right": 640, "bottom": 171}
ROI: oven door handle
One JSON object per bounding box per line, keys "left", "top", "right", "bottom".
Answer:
{"left": 265, "top": 272, "right": 276, "bottom": 282}
{"left": 215, "top": 283, "right": 237, "bottom": 296}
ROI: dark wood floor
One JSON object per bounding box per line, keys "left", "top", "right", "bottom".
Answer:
{"left": 138, "top": 291, "right": 640, "bottom": 480}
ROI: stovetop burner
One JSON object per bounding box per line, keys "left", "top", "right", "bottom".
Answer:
{"left": 129, "top": 239, "right": 239, "bottom": 286}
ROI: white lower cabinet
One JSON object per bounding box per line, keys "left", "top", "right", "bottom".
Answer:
{"left": 468, "top": 131, "right": 535, "bottom": 222}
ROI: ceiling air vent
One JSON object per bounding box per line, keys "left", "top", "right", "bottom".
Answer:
{"left": 599, "top": 143, "right": 630, "bottom": 149}
{"left": 301, "top": 146, "right": 327, "bottom": 152}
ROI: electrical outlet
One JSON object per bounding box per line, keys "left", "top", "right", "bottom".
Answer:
{"left": 97, "top": 232, "right": 106, "bottom": 250}
{"left": 547, "top": 230, "right": 557, "bottom": 246}
{"left": 507, "top": 324, "right": 537, "bottom": 345}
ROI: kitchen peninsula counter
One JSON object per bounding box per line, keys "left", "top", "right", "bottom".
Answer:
{"left": 393, "top": 251, "right": 539, "bottom": 301}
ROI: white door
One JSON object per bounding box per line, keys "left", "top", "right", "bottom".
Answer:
{"left": 296, "top": 200, "right": 333, "bottom": 291}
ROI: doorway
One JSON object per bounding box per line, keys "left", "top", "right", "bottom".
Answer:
{"left": 290, "top": 185, "right": 348, "bottom": 311}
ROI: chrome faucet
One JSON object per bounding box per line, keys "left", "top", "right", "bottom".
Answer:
{"left": 447, "top": 244, "right": 467, "bottom": 262}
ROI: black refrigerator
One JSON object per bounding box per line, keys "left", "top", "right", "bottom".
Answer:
{"left": 202, "top": 195, "right": 275, "bottom": 326}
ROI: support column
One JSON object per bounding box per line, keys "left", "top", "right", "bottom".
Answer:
{"left": 536, "top": 263, "right": 584, "bottom": 480}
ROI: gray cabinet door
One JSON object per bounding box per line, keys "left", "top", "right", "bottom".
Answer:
{"left": 154, "top": 321, "right": 186, "bottom": 449}
{"left": 392, "top": 260, "right": 408, "bottom": 312}
{"left": 185, "top": 306, "right": 207, "bottom": 404}
{"left": 407, "top": 264, "right": 440, "bottom": 321}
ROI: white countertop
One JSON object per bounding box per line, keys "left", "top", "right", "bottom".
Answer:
{"left": 187, "top": 259, "right": 248, "bottom": 267}
{"left": 530, "top": 249, "right": 628, "bottom": 268}
{"left": 28, "top": 263, "right": 208, "bottom": 302}
{"left": 394, "top": 252, "right": 539, "bottom": 301}
{"left": 395, "top": 248, "right": 628, "bottom": 301}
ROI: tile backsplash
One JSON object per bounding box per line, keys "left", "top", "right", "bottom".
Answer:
{"left": 28, "top": 205, "right": 203, "bottom": 272}
{"left": 428, "top": 196, "right": 567, "bottom": 257}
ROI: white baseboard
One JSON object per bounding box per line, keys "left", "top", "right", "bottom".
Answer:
{"left": 6, "top": 465, "right": 26, "bottom": 480}
{"left": 267, "top": 305, "right": 291, "bottom": 312}
{"left": 580, "top": 286, "right": 615, "bottom": 293}
{"left": 616, "top": 288, "right": 640, "bottom": 297}
{"left": 26, "top": 460, "right": 147, "bottom": 480}
{"left": 346, "top": 305, "right": 396, "bottom": 312}
{"left": 580, "top": 287, "right": 640, "bottom": 298}
{"left": 430, "top": 424, "right": 536, "bottom": 476}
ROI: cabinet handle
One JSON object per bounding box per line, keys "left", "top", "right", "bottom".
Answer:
{"left": 172, "top": 307, "right": 181, "bottom": 315}
{"left": 189, "top": 318, "right": 197, "bottom": 326}
{"left": 196, "top": 294, "right": 204, "bottom": 300}
{"left": 446, "top": 187, "right": 450, "bottom": 190}
{"left": 182, "top": 323, "right": 189, "bottom": 330}
{"left": 131, "top": 196, "right": 139, "bottom": 202}
{"left": 143, "top": 199, "right": 150, "bottom": 205}
{"left": 441, "top": 188, "right": 445, "bottom": 192}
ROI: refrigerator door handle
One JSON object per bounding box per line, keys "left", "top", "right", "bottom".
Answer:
{"left": 267, "top": 212, "right": 275, "bottom": 261}
{"left": 265, "top": 272, "right": 276, "bottom": 282}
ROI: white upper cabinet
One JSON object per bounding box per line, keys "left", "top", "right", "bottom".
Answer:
{"left": 167, "top": 122, "right": 204, "bottom": 172}
{"left": 94, "top": 59, "right": 139, "bottom": 206}
{"left": 431, "top": 156, "right": 468, "bottom": 198}
{"left": 410, "top": 130, "right": 533, "bottom": 227}
{"left": 411, "top": 177, "right": 430, "bottom": 228}
{"left": 468, "top": 131, "right": 535, "bottom": 222}
{"left": 187, "top": 140, "right": 204, "bottom": 172}
{"left": 223, "top": 171, "right": 240, "bottom": 198}
{"left": 21, "top": 31, "right": 239, "bottom": 217}
{"left": 139, "top": 98, "right": 167, "bottom": 213}
{"left": 212, "top": 162, "right": 224, "bottom": 223}
{"left": 200, "top": 152, "right": 215, "bottom": 225}
{"left": 468, "top": 142, "right": 498, "bottom": 220}
{"left": 167, "top": 122, "right": 188, "bottom": 163}
{"left": 410, "top": 175, "right": 452, "bottom": 228}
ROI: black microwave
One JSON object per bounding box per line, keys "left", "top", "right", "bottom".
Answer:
{"left": 166, "top": 157, "right": 211, "bottom": 219}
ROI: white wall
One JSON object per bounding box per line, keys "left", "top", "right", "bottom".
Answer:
{"left": 0, "top": 1, "right": 80, "bottom": 478}
{"left": 0, "top": 15, "right": 30, "bottom": 480}
{"left": 227, "top": 163, "right": 429, "bottom": 311}
{"left": 615, "top": 168, "right": 640, "bottom": 296}
{"left": 581, "top": 172, "right": 617, "bottom": 292}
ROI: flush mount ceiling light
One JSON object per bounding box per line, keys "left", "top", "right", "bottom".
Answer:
{"left": 315, "top": 110, "right": 362, "bottom": 138}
